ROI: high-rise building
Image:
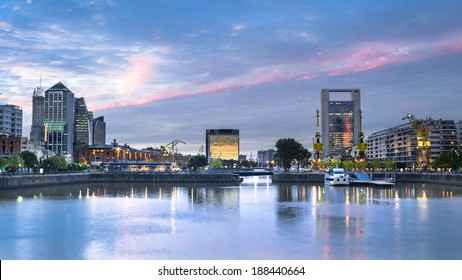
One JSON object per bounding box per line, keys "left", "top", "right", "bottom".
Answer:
{"left": 93, "top": 116, "right": 106, "bottom": 145}
{"left": 44, "top": 82, "right": 75, "bottom": 155}
{"left": 206, "top": 129, "right": 239, "bottom": 163}
{"left": 321, "top": 89, "right": 361, "bottom": 158}
{"left": 367, "top": 119, "right": 458, "bottom": 168}
{"left": 74, "top": 97, "right": 90, "bottom": 147}
{"left": 0, "top": 104, "right": 22, "bottom": 137}
{"left": 30, "top": 86, "right": 45, "bottom": 143}
{"left": 88, "top": 111, "right": 94, "bottom": 145}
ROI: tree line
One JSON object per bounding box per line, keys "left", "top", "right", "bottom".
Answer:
{"left": 1, "top": 151, "right": 88, "bottom": 173}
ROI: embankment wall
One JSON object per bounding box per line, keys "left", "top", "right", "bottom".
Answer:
{"left": 0, "top": 172, "right": 239, "bottom": 189}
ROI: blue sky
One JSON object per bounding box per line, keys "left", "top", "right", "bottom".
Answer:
{"left": 1, "top": 0, "right": 461, "bottom": 157}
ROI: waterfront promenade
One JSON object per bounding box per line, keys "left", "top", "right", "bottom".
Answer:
{"left": 1, "top": 171, "right": 462, "bottom": 189}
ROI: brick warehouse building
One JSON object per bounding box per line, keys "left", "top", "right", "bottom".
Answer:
{"left": 0, "top": 134, "right": 21, "bottom": 156}
{"left": 77, "top": 145, "right": 156, "bottom": 165}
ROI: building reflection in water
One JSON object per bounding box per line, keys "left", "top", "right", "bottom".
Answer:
{"left": 2, "top": 177, "right": 462, "bottom": 259}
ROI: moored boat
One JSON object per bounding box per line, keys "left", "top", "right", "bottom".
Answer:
{"left": 324, "top": 168, "right": 350, "bottom": 186}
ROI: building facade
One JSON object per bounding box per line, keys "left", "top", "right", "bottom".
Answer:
{"left": 44, "top": 82, "right": 75, "bottom": 155}
{"left": 30, "top": 87, "right": 45, "bottom": 143}
{"left": 77, "top": 145, "right": 155, "bottom": 165}
{"left": 257, "top": 149, "right": 276, "bottom": 166}
{"left": 366, "top": 119, "right": 458, "bottom": 168}
{"left": 93, "top": 116, "right": 106, "bottom": 145}
{"left": 455, "top": 121, "right": 462, "bottom": 151}
{"left": 206, "top": 129, "right": 239, "bottom": 163}
{"left": 74, "top": 97, "right": 90, "bottom": 148}
{"left": 320, "top": 89, "right": 361, "bottom": 159}
{"left": 0, "top": 134, "right": 21, "bottom": 155}
{"left": 0, "top": 104, "right": 23, "bottom": 137}
{"left": 88, "top": 111, "right": 94, "bottom": 145}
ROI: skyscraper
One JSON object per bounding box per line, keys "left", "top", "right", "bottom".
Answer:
{"left": 44, "top": 82, "right": 75, "bottom": 155}
{"left": 88, "top": 111, "right": 94, "bottom": 145}
{"left": 30, "top": 86, "right": 45, "bottom": 143}
{"left": 74, "top": 97, "right": 90, "bottom": 147}
{"left": 206, "top": 129, "right": 239, "bottom": 163}
{"left": 93, "top": 116, "right": 106, "bottom": 145}
{"left": 321, "top": 89, "right": 361, "bottom": 158}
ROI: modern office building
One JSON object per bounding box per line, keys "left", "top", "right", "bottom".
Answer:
{"left": 366, "top": 119, "right": 458, "bottom": 168}
{"left": 0, "top": 104, "right": 23, "bottom": 137}
{"left": 320, "top": 89, "right": 361, "bottom": 158}
{"left": 74, "top": 97, "right": 90, "bottom": 148}
{"left": 44, "top": 82, "right": 75, "bottom": 155}
{"left": 88, "top": 111, "right": 94, "bottom": 145}
{"left": 93, "top": 116, "right": 106, "bottom": 145}
{"left": 206, "top": 129, "right": 239, "bottom": 163}
{"left": 30, "top": 86, "right": 45, "bottom": 143}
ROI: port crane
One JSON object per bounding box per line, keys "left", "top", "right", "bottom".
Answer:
{"left": 160, "top": 139, "right": 186, "bottom": 164}
{"left": 357, "top": 110, "right": 367, "bottom": 161}
{"left": 313, "top": 110, "right": 324, "bottom": 166}
{"left": 402, "top": 113, "right": 431, "bottom": 169}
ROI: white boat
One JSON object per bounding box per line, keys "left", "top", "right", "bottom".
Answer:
{"left": 325, "top": 168, "right": 350, "bottom": 186}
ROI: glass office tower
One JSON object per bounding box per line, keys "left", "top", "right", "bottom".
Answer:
{"left": 206, "top": 129, "right": 239, "bottom": 163}
{"left": 74, "top": 97, "right": 90, "bottom": 148}
{"left": 321, "top": 89, "right": 361, "bottom": 158}
{"left": 44, "top": 82, "right": 75, "bottom": 155}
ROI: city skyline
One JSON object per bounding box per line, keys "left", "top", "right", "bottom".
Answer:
{"left": 1, "top": 0, "right": 462, "bottom": 156}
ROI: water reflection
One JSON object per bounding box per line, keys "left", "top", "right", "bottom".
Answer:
{"left": 276, "top": 183, "right": 461, "bottom": 204}
{"left": 1, "top": 180, "right": 459, "bottom": 203}
{"left": 1, "top": 176, "right": 462, "bottom": 260}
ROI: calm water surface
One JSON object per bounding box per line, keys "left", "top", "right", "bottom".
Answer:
{"left": 1, "top": 176, "right": 462, "bottom": 260}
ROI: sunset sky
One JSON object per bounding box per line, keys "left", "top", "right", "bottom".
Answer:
{"left": 1, "top": 0, "right": 461, "bottom": 156}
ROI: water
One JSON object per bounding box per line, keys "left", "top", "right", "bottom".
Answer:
{"left": 1, "top": 175, "right": 462, "bottom": 260}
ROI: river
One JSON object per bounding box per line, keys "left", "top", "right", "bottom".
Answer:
{"left": 1, "top": 175, "right": 462, "bottom": 260}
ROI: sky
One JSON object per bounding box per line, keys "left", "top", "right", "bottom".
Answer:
{"left": 1, "top": 0, "right": 462, "bottom": 157}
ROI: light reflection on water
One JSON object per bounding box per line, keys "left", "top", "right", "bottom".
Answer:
{"left": 1, "top": 176, "right": 462, "bottom": 260}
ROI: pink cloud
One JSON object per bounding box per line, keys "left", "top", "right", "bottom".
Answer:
{"left": 92, "top": 31, "right": 462, "bottom": 112}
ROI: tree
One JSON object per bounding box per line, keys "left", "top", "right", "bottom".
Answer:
{"left": 209, "top": 158, "right": 224, "bottom": 169}
{"left": 355, "top": 160, "right": 368, "bottom": 170}
{"left": 21, "top": 151, "right": 39, "bottom": 169}
{"left": 370, "top": 159, "right": 382, "bottom": 170}
{"left": 384, "top": 158, "right": 395, "bottom": 170}
{"left": 68, "top": 162, "right": 89, "bottom": 171}
{"left": 343, "top": 160, "right": 355, "bottom": 171}
{"left": 0, "top": 157, "right": 7, "bottom": 171}
{"left": 275, "top": 138, "right": 307, "bottom": 171}
{"left": 296, "top": 147, "right": 312, "bottom": 171}
{"left": 188, "top": 154, "right": 207, "bottom": 171}
{"left": 5, "top": 154, "right": 24, "bottom": 172}
{"left": 433, "top": 149, "right": 461, "bottom": 171}
{"left": 41, "top": 155, "right": 67, "bottom": 172}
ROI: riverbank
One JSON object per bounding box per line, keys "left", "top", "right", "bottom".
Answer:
{"left": 0, "top": 172, "right": 241, "bottom": 189}
{"left": 272, "top": 172, "right": 462, "bottom": 186}
{"left": 2, "top": 171, "right": 462, "bottom": 189}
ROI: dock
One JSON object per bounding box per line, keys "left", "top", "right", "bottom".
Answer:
{"left": 349, "top": 171, "right": 396, "bottom": 187}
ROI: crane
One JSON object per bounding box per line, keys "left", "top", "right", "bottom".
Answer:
{"left": 313, "top": 109, "right": 324, "bottom": 161}
{"left": 198, "top": 144, "right": 204, "bottom": 155}
{"left": 357, "top": 110, "right": 367, "bottom": 161}
{"left": 160, "top": 139, "right": 186, "bottom": 164}
{"left": 402, "top": 113, "right": 431, "bottom": 169}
